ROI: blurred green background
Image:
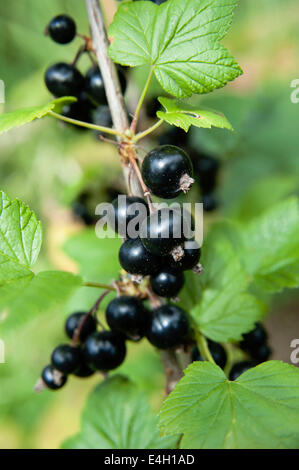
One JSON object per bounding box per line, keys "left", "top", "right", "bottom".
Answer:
{"left": 0, "top": 0, "right": 298, "bottom": 448}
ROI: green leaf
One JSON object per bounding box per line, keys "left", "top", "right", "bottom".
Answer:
{"left": 0, "top": 191, "right": 42, "bottom": 268}
{"left": 109, "top": 0, "right": 242, "bottom": 98}
{"left": 0, "top": 97, "right": 76, "bottom": 135}
{"left": 182, "top": 231, "right": 265, "bottom": 342}
{"left": 62, "top": 375, "right": 178, "bottom": 449}
{"left": 1, "top": 271, "right": 82, "bottom": 331}
{"left": 157, "top": 97, "right": 233, "bottom": 132}
{"left": 159, "top": 361, "right": 299, "bottom": 449}
{"left": 241, "top": 197, "right": 299, "bottom": 292}
{"left": 64, "top": 229, "right": 122, "bottom": 285}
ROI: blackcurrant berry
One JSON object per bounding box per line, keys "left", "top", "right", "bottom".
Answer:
{"left": 167, "top": 239, "right": 201, "bottom": 271}
{"left": 140, "top": 208, "right": 191, "bottom": 256}
{"left": 48, "top": 15, "right": 76, "bottom": 44}
{"left": 65, "top": 312, "right": 97, "bottom": 342}
{"left": 86, "top": 66, "right": 127, "bottom": 105}
{"left": 229, "top": 361, "right": 255, "bottom": 381}
{"left": 192, "top": 340, "right": 227, "bottom": 369}
{"left": 240, "top": 323, "right": 268, "bottom": 351}
{"left": 150, "top": 268, "right": 184, "bottom": 298}
{"left": 62, "top": 93, "right": 94, "bottom": 126}
{"left": 72, "top": 200, "right": 95, "bottom": 225}
{"left": 119, "top": 237, "right": 162, "bottom": 276}
{"left": 190, "top": 151, "right": 220, "bottom": 193}
{"left": 250, "top": 343, "right": 272, "bottom": 363}
{"left": 41, "top": 364, "right": 67, "bottom": 390}
{"left": 83, "top": 331, "right": 126, "bottom": 371}
{"left": 44, "top": 63, "right": 84, "bottom": 97}
{"left": 146, "top": 305, "right": 189, "bottom": 349}
{"left": 109, "top": 196, "right": 149, "bottom": 238}
{"left": 106, "top": 296, "right": 146, "bottom": 339}
{"left": 201, "top": 193, "right": 218, "bottom": 212}
{"left": 158, "top": 127, "right": 189, "bottom": 148}
{"left": 73, "top": 362, "right": 95, "bottom": 378}
{"left": 91, "top": 105, "right": 112, "bottom": 135}
{"left": 51, "top": 344, "right": 82, "bottom": 374}
{"left": 145, "top": 98, "right": 161, "bottom": 119}
{"left": 141, "top": 145, "right": 193, "bottom": 199}
{"left": 134, "top": 0, "right": 167, "bottom": 6}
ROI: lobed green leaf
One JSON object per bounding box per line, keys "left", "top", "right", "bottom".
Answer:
{"left": 157, "top": 97, "right": 233, "bottom": 132}
{"left": 0, "top": 97, "right": 76, "bottom": 135}
{"left": 159, "top": 361, "right": 299, "bottom": 449}
{"left": 62, "top": 375, "right": 178, "bottom": 449}
{"left": 109, "top": 0, "right": 242, "bottom": 98}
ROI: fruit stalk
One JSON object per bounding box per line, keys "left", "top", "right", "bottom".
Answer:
{"left": 85, "top": 0, "right": 183, "bottom": 393}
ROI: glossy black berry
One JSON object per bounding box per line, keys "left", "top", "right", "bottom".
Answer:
{"left": 44, "top": 63, "right": 84, "bottom": 97}
{"left": 150, "top": 268, "right": 184, "bottom": 298}
{"left": 145, "top": 98, "right": 160, "bottom": 119}
{"left": 191, "top": 151, "right": 220, "bottom": 193}
{"left": 146, "top": 305, "right": 189, "bottom": 349}
{"left": 51, "top": 344, "right": 82, "bottom": 374}
{"left": 106, "top": 296, "right": 146, "bottom": 339}
{"left": 119, "top": 237, "right": 162, "bottom": 276}
{"left": 240, "top": 323, "right": 268, "bottom": 351}
{"left": 158, "top": 126, "right": 189, "bottom": 147}
{"left": 167, "top": 239, "right": 201, "bottom": 271}
{"left": 140, "top": 208, "right": 191, "bottom": 256}
{"left": 86, "top": 67, "right": 127, "bottom": 105}
{"left": 73, "top": 362, "right": 95, "bottom": 378}
{"left": 229, "top": 361, "right": 255, "bottom": 381}
{"left": 192, "top": 340, "right": 227, "bottom": 369}
{"left": 141, "top": 145, "right": 193, "bottom": 199}
{"left": 62, "top": 94, "right": 94, "bottom": 126}
{"left": 250, "top": 344, "right": 271, "bottom": 363}
{"left": 83, "top": 331, "right": 126, "bottom": 371}
{"left": 65, "top": 312, "right": 97, "bottom": 342}
{"left": 91, "top": 105, "right": 112, "bottom": 136}
{"left": 134, "top": 0, "right": 167, "bottom": 5}
{"left": 48, "top": 15, "right": 76, "bottom": 44}
{"left": 42, "top": 365, "right": 67, "bottom": 390}
{"left": 201, "top": 193, "right": 218, "bottom": 212}
{"left": 109, "top": 196, "right": 149, "bottom": 238}
{"left": 72, "top": 199, "right": 95, "bottom": 225}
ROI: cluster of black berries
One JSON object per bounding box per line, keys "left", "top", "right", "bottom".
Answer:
{"left": 44, "top": 15, "right": 126, "bottom": 131}
{"left": 230, "top": 322, "right": 272, "bottom": 380}
{"left": 190, "top": 323, "right": 271, "bottom": 381}
{"left": 41, "top": 298, "right": 188, "bottom": 390}
{"left": 109, "top": 144, "right": 201, "bottom": 349}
